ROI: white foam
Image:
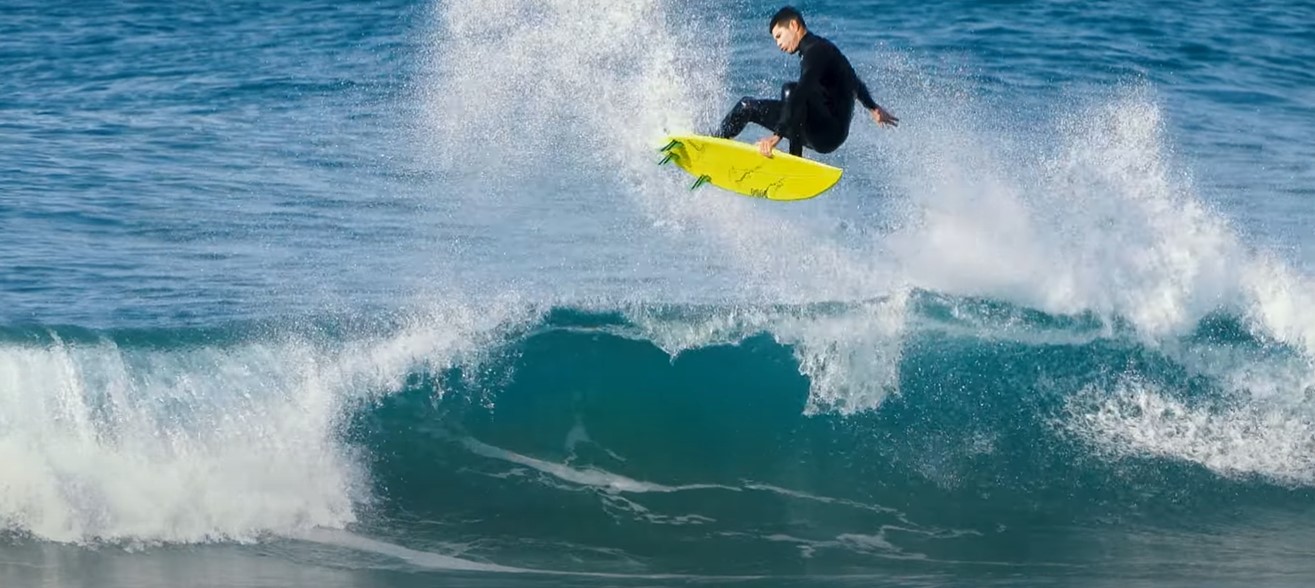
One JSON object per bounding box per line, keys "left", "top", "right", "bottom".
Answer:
{"left": 0, "top": 300, "right": 533, "bottom": 545}
{"left": 833, "top": 84, "right": 1315, "bottom": 417}
{"left": 0, "top": 337, "right": 357, "bottom": 545}
{"left": 299, "top": 528, "right": 768, "bottom": 580}
{"left": 1066, "top": 379, "right": 1315, "bottom": 485}
{"left": 416, "top": 0, "right": 718, "bottom": 170}
{"left": 901, "top": 91, "right": 1315, "bottom": 481}
{"left": 874, "top": 88, "right": 1237, "bottom": 334}
{"left": 461, "top": 437, "right": 733, "bottom": 494}
{"left": 294, "top": 528, "right": 528, "bottom": 573}
{"left": 1241, "top": 254, "right": 1315, "bottom": 356}
{"left": 880, "top": 83, "right": 1315, "bottom": 352}
{"left": 729, "top": 529, "right": 926, "bottom": 561}
{"left": 623, "top": 295, "right": 910, "bottom": 415}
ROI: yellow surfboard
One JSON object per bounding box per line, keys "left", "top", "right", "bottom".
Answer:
{"left": 657, "top": 134, "right": 843, "bottom": 201}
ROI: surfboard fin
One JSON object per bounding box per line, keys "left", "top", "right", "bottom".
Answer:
{"left": 657, "top": 152, "right": 676, "bottom": 166}
{"left": 658, "top": 139, "right": 681, "bottom": 153}
{"left": 690, "top": 175, "right": 711, "bottom": 190}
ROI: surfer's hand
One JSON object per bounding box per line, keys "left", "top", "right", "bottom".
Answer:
{"left": 871, "top": 106, "right": 899, "bottom": 127}
{"left": 757, "top": 135, "right": 780, "bottom": 157}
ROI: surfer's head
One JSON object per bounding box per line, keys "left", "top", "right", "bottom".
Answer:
{"left": 769, "top": 6, "right": 807, "bottom": 54}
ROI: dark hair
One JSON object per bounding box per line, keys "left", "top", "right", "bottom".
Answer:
{"left": 768, "top": 6, "right": 805, "bottom": 32}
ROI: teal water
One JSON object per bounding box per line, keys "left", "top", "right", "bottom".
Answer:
{"left": 4, "top": 0, "right": 1315, "bottom": 586}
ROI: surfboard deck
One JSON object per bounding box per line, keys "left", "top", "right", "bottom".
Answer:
{"left": 657, "top": 134, "right": 843, "bottom": 201}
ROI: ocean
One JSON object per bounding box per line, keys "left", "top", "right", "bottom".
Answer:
{"left": 3, "top": 0, "right": 1315, "bottom": 586}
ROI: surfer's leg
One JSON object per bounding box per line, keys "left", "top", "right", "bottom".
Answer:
{"left": 801, "top": 111, "right": 848, "bottom": 154}
{"left": 715, "top": 96, "right": 783, "bottom": 139}
{"left": 778, "top": 83, "right": 805, "bottom": 156}
{"left": 714, "top": 83, "right": 804, "bottom": 155}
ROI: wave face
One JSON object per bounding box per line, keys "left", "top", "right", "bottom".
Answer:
{"left": 353, "top": 298, "right": 1315, "bottom": 577}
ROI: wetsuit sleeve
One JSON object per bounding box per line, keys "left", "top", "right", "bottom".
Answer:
{"left": 775, "top": 46, "right": 827, "bottom": 136}
{"left": 853, "top": 74, "right": 879, "bottom": 110}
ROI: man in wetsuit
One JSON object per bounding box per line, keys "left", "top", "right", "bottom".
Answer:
{"left": 715, "top": 6, "right": 899, "bottom": 158}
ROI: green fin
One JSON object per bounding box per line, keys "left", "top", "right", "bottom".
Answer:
{"left": 690, "top": 175, "right": 711, "bottom": 190}
{"left": 658, "top": 153, "right": 676, "bottom": 166}
{"left": 658, "top": 139, "right": 681, "bottom": 153}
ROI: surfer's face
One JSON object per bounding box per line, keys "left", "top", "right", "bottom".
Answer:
{"left": 771, "top": 22, "right": 804, "bottom": 54}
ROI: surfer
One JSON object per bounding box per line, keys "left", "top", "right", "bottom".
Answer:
{"left": 714, "top": 6, "right": 899, "bottom": 158}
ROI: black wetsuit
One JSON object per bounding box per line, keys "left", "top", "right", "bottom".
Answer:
{"left": 716, "top": 32, "right": 880, "bottom": 156}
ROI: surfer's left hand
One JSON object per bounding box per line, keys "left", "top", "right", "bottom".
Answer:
{"left": 871, "top": 106, "right": 899, "bottom": 127}
{"left": 756, "top": 134, "right": 780, "bottom": 157}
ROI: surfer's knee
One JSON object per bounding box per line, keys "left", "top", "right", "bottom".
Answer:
{"left": 812, "top": 136, "right": 843, "bottom": 154}
{"left": 736, "top": 96, "right": 756, "bottom": 111}
{"left": 780, "top": 82, "right": 797, "bottom": 101}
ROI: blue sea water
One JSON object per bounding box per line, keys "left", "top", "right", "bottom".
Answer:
{"left": 3, "top": 0, "right": 1315, "bottom": 586}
